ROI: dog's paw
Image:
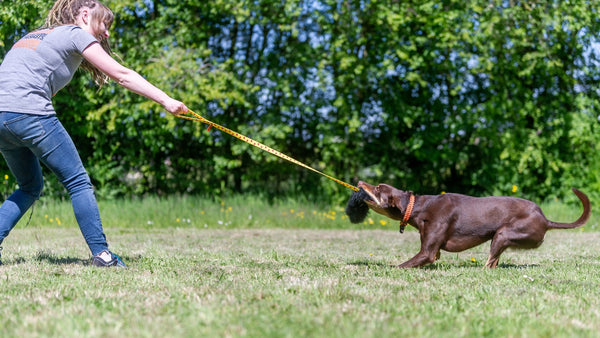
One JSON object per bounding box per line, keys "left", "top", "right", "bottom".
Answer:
{"left": 345, "top": 188, "right": 369, "bottom": 223}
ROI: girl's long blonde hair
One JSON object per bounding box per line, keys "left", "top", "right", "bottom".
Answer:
{"left": 44, "top": 0, "right": 114, "bottom": 86}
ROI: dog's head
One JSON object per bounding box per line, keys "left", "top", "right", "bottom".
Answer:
{"left": 357, "top": 181, "right": 411, "bottom": 221}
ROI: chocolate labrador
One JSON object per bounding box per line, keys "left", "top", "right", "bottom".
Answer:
{"left": 348, "top": 181, "right": 591, "bottom": 268}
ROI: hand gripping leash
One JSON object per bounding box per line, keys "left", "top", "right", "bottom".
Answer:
{"left": 176, "top": 110, "right": 359, "bottom": 192}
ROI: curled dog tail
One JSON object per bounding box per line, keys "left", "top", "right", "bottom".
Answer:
{"left": 548, "top": 188, "right": 591, "bottom": 229}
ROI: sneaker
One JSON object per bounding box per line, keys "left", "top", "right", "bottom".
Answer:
{"left": 92, "top": 250, "right": 127, "bottom": 268}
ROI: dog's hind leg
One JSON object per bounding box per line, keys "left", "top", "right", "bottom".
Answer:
{"left": 485, "top": 251, "right": 505, "bottom": 268}
{"left": 486, "top": 221, "right": 547, "bottom": 268}
{"left": 486, "top": 232, "right": 510, "bottom": 268}
{"left": 486, "top": 228, "right": 528, "bottom": 268}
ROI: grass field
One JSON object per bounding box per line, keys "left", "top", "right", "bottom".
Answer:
{"left": 1, "top": 196, "right": 599, "bottom": 337}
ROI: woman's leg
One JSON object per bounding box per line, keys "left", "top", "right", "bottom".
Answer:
{"left": 0, "top": 113, "right": 45, "bottom": 243}
{"left": 32, "top": 116, "right": 110, "bottom": 255}
{"left": 0, "top": 147, "right": 43, "bottom": 242}
{"left": 0, "top": 113, "right": 109, "bottom": 255}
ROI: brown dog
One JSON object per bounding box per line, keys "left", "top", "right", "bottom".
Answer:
{"left": 357, "top": 181, "right": 591, "bottom": 268}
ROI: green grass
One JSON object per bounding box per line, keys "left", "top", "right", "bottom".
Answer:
{"left": 1, "top": 196, "right": 599, "bottom": 337}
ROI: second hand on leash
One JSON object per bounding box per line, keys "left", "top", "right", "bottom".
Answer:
{"left": 176, "top": 110, "right": 359, "bottom": 192}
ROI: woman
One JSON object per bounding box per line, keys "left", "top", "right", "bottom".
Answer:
{"left": 0, "top": 0, "right": 188, "bottom": 267}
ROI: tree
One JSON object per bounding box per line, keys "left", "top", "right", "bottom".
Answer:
{"left": 2, "top": 0, "right": 599, "bottom": 204}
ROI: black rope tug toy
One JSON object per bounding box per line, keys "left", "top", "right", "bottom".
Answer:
{"left": 345, "top": 188, "right": 370, "bottom": 224}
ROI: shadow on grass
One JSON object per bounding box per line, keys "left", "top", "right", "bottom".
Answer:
{"left": 348, "top": 260, "right": 539, "bottom": 270}
{"left": 495, "top": 263, "right": 539, "bottom": 269}
{"left": 421, "top": 261, "right": 539, "bottom": 270}
{"left": 32, "top": 251, "right": 144, "bottom": 266}
{"left": 35, "top": 251, "right": 88, "bottom": 265}
{"left": 347, "top": 259, "right": 480, "bottom": 269}
{"left": 348, "top": 260, "right": 392, "bottom": 268}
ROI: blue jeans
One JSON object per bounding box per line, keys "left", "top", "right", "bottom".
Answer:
{"left": 0, "top": 112, "right": 108, "bottom": 255}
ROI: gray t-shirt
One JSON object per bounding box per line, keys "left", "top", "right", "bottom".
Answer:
{"left": 0, "top": 25, "right": 98, "bottom": 115}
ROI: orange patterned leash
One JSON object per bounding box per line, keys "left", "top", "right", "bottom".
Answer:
{"left": 177, "top": 110, "right": 359, "bottom": 192}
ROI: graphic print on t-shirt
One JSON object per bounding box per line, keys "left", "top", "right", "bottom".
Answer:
{"left": 12, "top": 29, "right": 54, "bottom": 51}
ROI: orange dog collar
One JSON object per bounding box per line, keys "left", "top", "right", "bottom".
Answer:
{"left": 400, "top": 194, "right": 415, "bottom": 233}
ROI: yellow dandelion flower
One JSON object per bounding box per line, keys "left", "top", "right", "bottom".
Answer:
{"left": 471, "top": 257, "right": 477, "bottom": 262}
{"left": 512, "top": 185, "right": 518, "bottom": 193}
{"left": 380, "top": 220, "right": 387, "bottom": 226}
{"left": 176, "top": 218, "right": 180, "bottom": 223}
{"left": 56, "top": 217, "right": 61, "bottom": 226}
{"left": 368, "top": 218, "right": 374, "bottom": 225}
{"left": 441, "top": 191, "right": 446, "bottom": 194}
{"left": 370, "top": 253, "right": 373, "bottom": 256}
{"left": 4, "top": 174, "right": 8, "bottom": 180}
{"left": 200, "top": 211, "right": 205, "bottom": 215}
{"left": 290, "top": 209, "right": 295, "bottom": 214}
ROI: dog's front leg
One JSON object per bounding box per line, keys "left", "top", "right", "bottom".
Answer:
{"left": 397, "top": 249, "right": 440, "bottom": 268}
{"left": 397, "top": 224, "right": 445, "bottom": 268}
{"left": 397, "top": 243, "right": 442, "bottom": 268}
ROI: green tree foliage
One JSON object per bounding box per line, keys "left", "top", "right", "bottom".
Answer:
{"left": 1, "top": 0, "right": 599, "bottom": 204}
{"left": 316, "top": 1, "right": 600, "bottom": 201}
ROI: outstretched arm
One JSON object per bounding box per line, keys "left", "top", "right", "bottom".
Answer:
{"left": 81, "top": 42, "right": 188, "bottom": 115}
